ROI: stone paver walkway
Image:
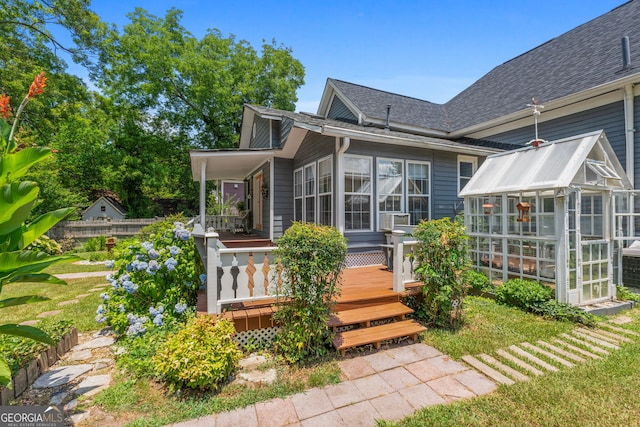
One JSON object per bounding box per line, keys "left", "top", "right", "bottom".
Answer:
{"left": 169, "top": 342, "right": 497, "bottom": 427}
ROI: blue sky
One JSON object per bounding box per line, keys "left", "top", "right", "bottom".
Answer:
{"left": 67, "top": 0, "right": 626, "bottom": 112}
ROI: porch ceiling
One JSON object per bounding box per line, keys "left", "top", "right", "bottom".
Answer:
{"left": 190, "top": 150, "right": 275, "bottom": 181}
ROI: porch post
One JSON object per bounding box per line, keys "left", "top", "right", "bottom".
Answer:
{"left": 206, "top": 231, "right": 221, "bottom": 314}
{"left": 555, "top": 195, "right": 568, "bottom": 303}
{"left": 392, "top": 230, "right": 406, "bottom": 292}
{"left": 199, "top": 161, "right": 207, "bottom": 229}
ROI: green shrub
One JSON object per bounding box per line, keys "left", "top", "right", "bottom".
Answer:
{"left": 96, "top": 218, "right": 201, "bottom": 336}
{"left": 464, "top": 270, "right": 494, "bottom": 294}
{"left": 495, "top": 278, "right": 553, "bottom": 311}
{"left": 531, "top": 300, "right": 597, "bottom": 326}
{"left": 26, "top": 235, "right": 63, "bottom": 255}
{"left": 273, "top": 222, "right": 347, "bottom": 364}
{"left": 88, "top": 251, "right": 110, "bottom": 262}
{"left": 153, "top": 317, "right": 240, "bottom": 391}
{"left": 617, "top": 285, "right": 640, "bottom": 302}
{"left": 83, "top": 235, "right": 107, "bottom": 252}
{"left": 413, "top": 217, "right": 470, "bottom": 328}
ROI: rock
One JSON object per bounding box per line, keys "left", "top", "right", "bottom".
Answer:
{"left": 74, "top": 375, "right": 111, "bottom": 398}
{"left": 237, "top": 368, "right": 277, "bottom": 385}
{"left": 33, "top": 364, "right": 93, "bottom": 389}
{"left": 64, "top": 398, "right": 78, "bottom": 412}
{"left": 113, "top": 346, "right": 127, "bottom": 356}
{"left": 68, "top": 349, "right": 93, "bottom": 362}
{"left": 239, "top": 354, "right": 270, "bottom": 370}
{"left": 49, "top": 391, "right": 68, "bottom": 406}
{"left": 74, "top": 336, "right": 115, "bottom": 351}
{"left": 92, "top": 358, "right": 114, "bottom": 371}
{"left": 93, "top": 327, "right": 113, "bottom": 338}
{"left": 58, "top": 299, "right": 79, "bottom": 306}
{"left": 19, "top": 319, "right": 40, "bottom": 326}
{"left": 37, "top": 310, "right": 63, "bottom": 318}
{"left": 610, "top": 315, "right": 633, "bottom": 324}
{"left": 75, "top": 294, "right": 91, "bottom": 299}
{"left": 69, "top": 410, "right": 90, "bottom": 425}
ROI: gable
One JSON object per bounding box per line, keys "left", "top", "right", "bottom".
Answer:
{"left": 327, "top": 96, "right": 358, "bottom": 124}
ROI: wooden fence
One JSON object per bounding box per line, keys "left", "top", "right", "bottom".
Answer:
{"left": 48, "top": 218, "right": 164, "bottom": 241}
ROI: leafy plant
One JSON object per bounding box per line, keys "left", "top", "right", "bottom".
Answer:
{"left": 617, "top": 285, "right": 640, "bottom": 302}
{"left": 83, "top": 235, "right": 107, "bottom": 252}
{"left": 153, "top": 316, "right": 240, "bottom": 391}
{"left": 413, "top": 217, "right": 470, "bottom": 329}
{"left": 96, "top": 218, "right": 201, "bottom": 336}
{"left": 463, "top": 269, "right": 494, "bottom": 294}
{"left": 273, "top": 222, "right": 347, "bottom": 364}
{"left": 25, "top": 235, "right": 62, "bottom": 255}
{"left": 531, "top": 300, "right": 598, "bottom": 326}
{"left": 0, "top": 73, "right": 79, "bottom": 386}
{"left": 495, "top": 279, "right": 554, "bottom": 311}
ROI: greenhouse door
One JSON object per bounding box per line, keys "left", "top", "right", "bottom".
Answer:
{"left": 612, "top": 190, "right": 640, "bottom": 288}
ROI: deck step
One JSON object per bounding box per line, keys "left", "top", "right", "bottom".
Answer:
{"left": 333, "top": 319, "right": 426, "bottom": 355}
{"left": 328, "top": 302, "right": 413, "bottom": 329}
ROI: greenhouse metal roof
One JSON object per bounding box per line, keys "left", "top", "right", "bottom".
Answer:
{"left": 459, "top": 130, "right": 633, "bottom": 197}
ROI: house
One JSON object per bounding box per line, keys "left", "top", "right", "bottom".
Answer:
{"left": 191, "top": 1, "right": 640, "bottom": 322}
{"left": 82, "top": 196, "right": 127, "bottom": 221}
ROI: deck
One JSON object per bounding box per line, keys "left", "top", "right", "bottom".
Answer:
{"left": 197, "top": 265, "right": 422, "bottom": 332}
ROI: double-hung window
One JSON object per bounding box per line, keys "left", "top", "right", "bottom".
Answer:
{"left": 458, "top": 155, "right": 477, "bottom": 194}
{"left": 294, "top": 156, "right": 333, "bottom": 225}
{"left": 318, "top": 156, "right": 333, "bottom": 225}
{"left": 345, "top": 155, "right": 372, "bottom": 231}
{"left": 407, "top": 161, "right": 430, "bottom": 226}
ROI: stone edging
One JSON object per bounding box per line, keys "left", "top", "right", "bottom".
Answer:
{"left": 0, "top": 328, "right": 78, "bottom": 405}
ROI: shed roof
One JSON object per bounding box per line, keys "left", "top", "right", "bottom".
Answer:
{"left": 459, "top": 130, "right": 633, "bottom": 196}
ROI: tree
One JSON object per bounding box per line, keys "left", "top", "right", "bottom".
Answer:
{"left": 95, "top": 8, "right": 305, "bottom": 148}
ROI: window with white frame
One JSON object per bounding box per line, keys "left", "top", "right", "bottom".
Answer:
{"left": 293, "top": 157, "right": 333, "bottom": 225}
{"left": 377, "top": 159, "right": 404, "bottom": 218}
{"left": 345, "top": 155, "right": 372, "bottom": 231}
{"left": 293, "top": 168, "right": 303, "bottom": 221}
{"left": 304, "top": 164, "right": 316, "bottom": 223}
{"left": 407, "top": 161, "right": 430, "bottom": 226}
{"left": 318, "top": 156, "right": 333, "bottom": 225}
{"left": 458, "top": 155, "right": 477, "bottom": 194}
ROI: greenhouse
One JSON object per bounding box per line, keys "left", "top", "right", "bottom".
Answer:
{"left": 460, "top": 130, "right": 638, "bottom": 306}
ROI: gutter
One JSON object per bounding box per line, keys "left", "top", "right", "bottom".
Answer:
{"left": 336, "top": 136, "right": 350, "bottom": 234}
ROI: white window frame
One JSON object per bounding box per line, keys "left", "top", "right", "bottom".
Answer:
{"left": 406, "top": 160, "right": 431, "bottom": 226}
{"left": 377, "top": 157, "right": 404, "bottom": 216}
{"left": 344, "top": 154, "right": 373, "bottom": 232}
{"left": 458, "top": 155, "right": 478, "bottom": 194}
{"left": 318, "top": 155, "right": 333, "bottom": 226}
{"left": 293, "top": 168, "right": 303, "bottom": 222}
{"left": 304, "top": 163, "right": 317, "bottom": 223}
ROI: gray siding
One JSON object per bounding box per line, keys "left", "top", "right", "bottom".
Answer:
{"left": 432, "top": 152, "right": 460, "bottom": 219}
{"left": 293, "top": 132, "right": 336, "bottom": 168}
{"left": 487, "top": 101, "right": 626, "bottom": 163}
{"left": 635, "top": 95, "right": 640, "bottom": 187}
{"left": 271, "top": 120, "right": 281, "bottom": 148}
{"left": 281, "top": 118, "right": 293, "bottom": 147}
{"left": 273, "top": 157, "right": 294, "bottom": 238}
{"left": 328, "top": 96, "right": 358, "bottom": 124}
{"left": 250, "top": 117, "right": 271, "bottom": 148}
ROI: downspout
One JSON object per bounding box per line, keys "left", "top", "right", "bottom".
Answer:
{"left": 624, "top": 83, "right": 635, "bottom": 186}
{"left": 199, "top": 161, "right": 207, "bottom": 229}
{"left": 336, "top": 136, "right": 350, "bottom": 234}
{"left": 269, "top": 157, "right": 275, "bottom": 242}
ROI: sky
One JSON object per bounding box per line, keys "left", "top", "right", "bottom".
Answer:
{"left": 60, "top": 0, "right": 628, "bottom": 113}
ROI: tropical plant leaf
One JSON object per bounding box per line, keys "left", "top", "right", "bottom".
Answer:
{"left": 0, "top": 147, "right": 51, "bottom": 186}
{"left": 0, "top": 324, "right": 55, "bottom": 345}
{"left": 20, "top": 207, "right": 76, "bottom": 248}
{"left": 0, "top": 181, "right": 39, "bottom": 236}
{"left": 0, "top": 120, "right": 10, "bottom": 149}
{"left": 0, "top": 357, "right": 10, "bottom": 388}
{"left": 2, "top": 273, "right": 67, "bottom": 287}
{"left": 0, "top": 295, "right": 49, "bottom": 308}
{"left": 0, "top": 252, "right": 79, "bottom": 288}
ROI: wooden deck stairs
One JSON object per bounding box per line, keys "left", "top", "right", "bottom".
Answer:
{"left": 330, "top": 301, "right": 426, "bottom": 355}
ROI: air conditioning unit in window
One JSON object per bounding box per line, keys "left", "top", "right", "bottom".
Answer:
{"left": 382, "top": 213, "right": 411, "bottom": 230}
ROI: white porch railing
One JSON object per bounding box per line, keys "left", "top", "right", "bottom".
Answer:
{"left": 391, "top": 230, "right": 419, "bottom": 292}
{"left": 193, "top": 226, "right": 281, "bottom": 314}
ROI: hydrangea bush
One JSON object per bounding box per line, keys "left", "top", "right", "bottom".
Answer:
{"left": 96, "top": 219, "right": 202, "bottom": 336}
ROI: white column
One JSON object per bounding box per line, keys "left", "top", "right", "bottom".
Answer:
{"left": 392, "top": 230, "right": 406, "bottom": 292}
{"left": 206, "top": 231, "right": 221, "bottom": 314}
{"left": 199, "top": 161, "right": 207, "bottom": 229}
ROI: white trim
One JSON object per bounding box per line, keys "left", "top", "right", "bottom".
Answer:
{"left": 293, "top": 167, "right": 303, "bottom": 222}
{"left": 457, "top": 155, "right": 478, "bottom": 195}
{"left": 304, "top": 163, "right": 317, "bottom": 223}
{"left": 376, "top": 157, "right": 405, "bottom": 231}
{"left": 406, "top": 160, "right": 432, "bottom": 225}
{"left": 318, "top": 154, "right": 334, "bottom": 226}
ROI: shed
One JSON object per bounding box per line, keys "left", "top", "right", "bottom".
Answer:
{"left": 460, "top": 130, "right": 634, "bottom": 306}
{"left": 82, "top": 196, "right": 127, "bottom": 221}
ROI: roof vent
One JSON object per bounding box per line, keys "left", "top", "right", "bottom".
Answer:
{"left": 622, "top": 36, "right": 631, "bottom": 69}
{"left": 385, "top": 104, "right": 391, "bottom": 130}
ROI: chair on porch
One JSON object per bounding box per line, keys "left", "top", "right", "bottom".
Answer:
{"left": 233, "top": 210, "right": 250, "bottom": 234}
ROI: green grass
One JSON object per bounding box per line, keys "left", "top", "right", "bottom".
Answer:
{"left": 420, "top": 296, "right": 577, "bottom": 358}
{"left": 0, "top": 276, "right": 107, "bottom": 332}
{"left": 43, "top": 256, "right": 111, "bottom": 275}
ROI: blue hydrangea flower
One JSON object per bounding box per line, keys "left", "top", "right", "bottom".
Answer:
{"left": 127, "top": 322, "right": 146, "bottom": 336}
{"left": 96, "top": 305, "right": 105, "bottom": 315}
{"left": 175, "top": 302, "right": 187, "bottom": 314}
{"left": 174, "top": 228, "right": 191, "bottom": 241}
{"left": 199, "top": 274, "right": 207, "bottom": 285}
{"left": 149, "top": 305, "right": 164, "bottom": 317}
{"left": 105, "top": 260, "right": 115, "bottom": 269}
{"left": 148, "top": 249, "right": 160, "bottom": 260}
{"left": 126, "top": 263, "right": 134, "bottom": 272}
{"left": 164, "top": 257, "right": 178, "bottom": 271}
{"left": 123, "top": 280, "right": 138, "bottom": 294}
{"left": 169, "top": 246, "right": 180, "bottom": 256}
{"left": 95, "top": 314, "right": 107, "bottom": 323}
{"left": 153, "top": 313, "right": 164, "bottom": 326}
{"left": 142, "top": 241, "right": 154, "bottom": 252}
{"left": 118, "top": 304, "right": 126, "bottom": 313}
{"left": 100, "top": 292, "right": 109, "bottom": 301}
{"left": 148, "top": 260, "right": 160, "bottom": 271}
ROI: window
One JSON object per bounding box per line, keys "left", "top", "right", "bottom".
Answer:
{"left": 345, "top": 156, "right": 372, "bottom": 231}
{"left": 318, "top": 156, "right": 333, "bottom": 225}
{"left": 293, "top": 168, "right": 303, "bottom": 221}
{"left": 458, "top": 155, "right": 477, "bottom": 194}
{"left": 407, "top": 161, "right": 430, "bottom": 226}
{"left": 304, "top": 164, "right": 316, "bottom": 223}
{"left": 294, "top": 157, "right": 333, "bottom": 225}
{"left": 378, "top": 159, "right": 404, "bottom": 218}
{"left": 100, "top": 205, "right": 106, "bottom": 212}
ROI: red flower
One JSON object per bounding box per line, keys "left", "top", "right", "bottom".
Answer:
{"left": 27, "top": 72, "right": 47, "bottom": 98}
{"left": 0, "top": 95, "right": 10, "bottom": 120}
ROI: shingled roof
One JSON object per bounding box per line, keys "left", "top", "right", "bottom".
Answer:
{"left": 324, "top": 1, "right": 640, "bottom": 134}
